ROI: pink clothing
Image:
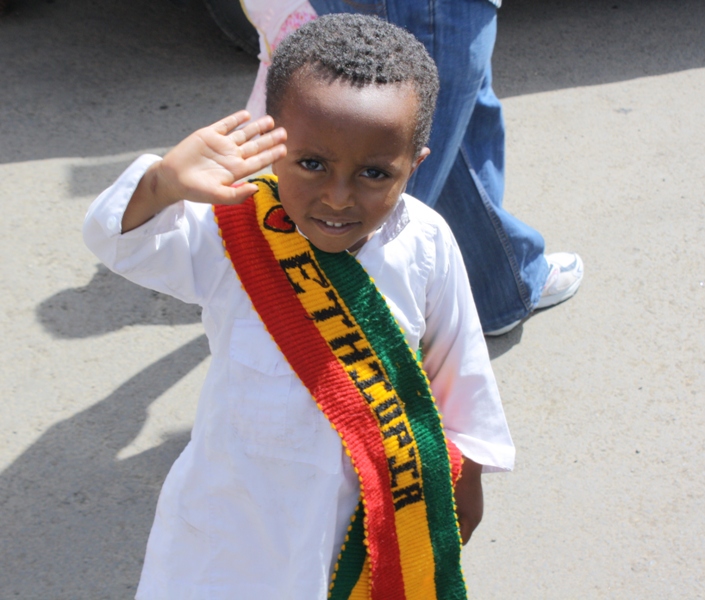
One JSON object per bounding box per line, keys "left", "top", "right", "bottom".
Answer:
{"left": 245, "top": 1, "right": 318, "bottom": 119}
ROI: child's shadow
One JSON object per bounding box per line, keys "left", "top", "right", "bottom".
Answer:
{"left": 0, "top": 334, "right": 210, "bottom": 598}
{"left": 37, "top": 264, "right": 202, "bottom": 338}
{"left": 0, "top": 268, "right": 209, "bottom": 596}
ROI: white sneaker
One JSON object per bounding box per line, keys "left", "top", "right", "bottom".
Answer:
{"left": 535, "top": 252, "right": 584, "bottom": 309}
{"left": 484, "top": 252, "right": 584, "bottom": 336}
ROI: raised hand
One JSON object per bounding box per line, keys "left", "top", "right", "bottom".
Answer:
{"left": 122, "top": 111, "right": 287, "bottom": 232}
{"left": 159, "top": 110, "right": 287, "bottom": 205}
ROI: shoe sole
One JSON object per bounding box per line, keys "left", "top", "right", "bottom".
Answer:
{"left": 484, "top": 319, "right": 522, "bottom": 337}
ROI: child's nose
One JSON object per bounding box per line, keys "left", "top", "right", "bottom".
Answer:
{"left": 321, "top": 178, "right": 355, "bottom": 210}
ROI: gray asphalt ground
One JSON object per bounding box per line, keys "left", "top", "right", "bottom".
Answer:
{"left": 1, "top": 0, "right": 704, "bottom": 598}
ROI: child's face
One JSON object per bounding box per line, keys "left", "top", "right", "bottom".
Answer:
{"left": 271, "top": 72, "right": 429, "bottom": 254}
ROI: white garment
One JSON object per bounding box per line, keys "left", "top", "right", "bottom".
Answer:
{"left": 83, "top": 154, "right": 514, "bottom": 600}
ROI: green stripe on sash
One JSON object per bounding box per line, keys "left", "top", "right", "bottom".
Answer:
{"left": 313, "top": 246, "right": 467, "bottom": 600}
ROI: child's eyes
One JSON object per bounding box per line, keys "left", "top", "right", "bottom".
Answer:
{"left": 361, "top": 168, "right": 387, "bottom": 180}
{"left": 296, "top": 160, "right": 387, "bottom": 179}
{"left": 299, "top": 159, "right": 324, "bottom": 171}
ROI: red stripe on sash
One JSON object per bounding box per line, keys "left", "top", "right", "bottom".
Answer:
{"left": 214, "top": 200, "right": 406, "bottom": 599}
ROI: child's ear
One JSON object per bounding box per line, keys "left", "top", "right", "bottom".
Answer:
{"left": 410, "top": 147, "right": 431, "bottom": 176}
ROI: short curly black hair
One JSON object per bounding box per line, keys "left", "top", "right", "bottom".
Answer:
{"left": 266, "top": 13, "right": 439, "bottom": 156}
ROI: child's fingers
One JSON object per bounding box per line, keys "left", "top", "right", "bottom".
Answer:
{"left": 212, "top": 110, "right": 252, "bottom": 136}
{"left": 207, "top": 181, "right": 258, "bottom": 206}
{"left": 230, "top": 115, "right": 277, "bottom": 146}
{"left": 238, "top": 127, "right": 287, "bottom": 161}
{"left": 209, "top": 142, "right": 286, "bottom": 205}
{"left": 242, "top": 143, "right": 288, "bottom": 174}
{"left": 216, "top": 144, "right": 286, "bottom": 198}
{"left": 222, "top": 182, "right": 260, "bottom": 205}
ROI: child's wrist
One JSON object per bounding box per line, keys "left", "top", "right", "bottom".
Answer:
{"left": 146, "top": 160, "right": 182, "bottom": 212}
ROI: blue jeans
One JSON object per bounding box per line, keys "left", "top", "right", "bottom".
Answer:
{"left": 310, "top": 0, "right": 548, "bottom": 332}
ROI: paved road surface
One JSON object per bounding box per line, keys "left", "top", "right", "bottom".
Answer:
{"left": 1, "top": 0, "right": 703, "bottom": 597}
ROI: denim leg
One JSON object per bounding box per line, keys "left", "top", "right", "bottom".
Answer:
{"left": 431, "top": 59, "right": 548, "bottom": 331}
{"left": 309, "top": 0, "right": 386, "bottom": 18}
{"left": 309, "top": 0, "right": 549, "bottom": 331}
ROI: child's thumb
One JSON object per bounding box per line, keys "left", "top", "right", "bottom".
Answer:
{"left": 220, "top": 181, "right": 259, "bottom": 205}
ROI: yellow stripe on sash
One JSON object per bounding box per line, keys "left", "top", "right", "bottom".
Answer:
{"left": 350, "top": 558, "right": 369, "bottom": 599}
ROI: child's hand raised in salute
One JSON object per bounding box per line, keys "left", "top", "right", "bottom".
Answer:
{"left": 122, "top": 110, "right": 287, "bottom": 232}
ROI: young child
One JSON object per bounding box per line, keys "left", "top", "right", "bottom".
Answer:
{"left": 84, "top": 14, "right": 514, "bottom": 600}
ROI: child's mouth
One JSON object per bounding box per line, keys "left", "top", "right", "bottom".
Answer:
{"left": 313, "top": 217, "right": 358, "bottom": 234}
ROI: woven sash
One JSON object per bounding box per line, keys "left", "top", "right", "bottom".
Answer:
{"left": 213, "top": 175, "right": 467, "bottom": 600}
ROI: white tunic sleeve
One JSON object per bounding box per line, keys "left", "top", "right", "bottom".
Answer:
{"left": 421, "top": 218, "right": 515, "bottom": 473}
{"left": 82, "top": 154, "right": 231, "bottom": 307}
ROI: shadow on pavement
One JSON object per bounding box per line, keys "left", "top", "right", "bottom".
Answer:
{"left": 37, "top": 264, "right": 202, "bottom": 338}
{"left": 70, "top": 159, "right": 142, "bottom": 199}
{"left": 485, "top": 325, "right": 524, "bottom": 360}
{"left": 0, "top": 335, "right": 209, "bottom": 598}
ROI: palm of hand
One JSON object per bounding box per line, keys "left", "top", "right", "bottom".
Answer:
{"left": 162, "top": 110, "right": 287, "bottom": 206}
